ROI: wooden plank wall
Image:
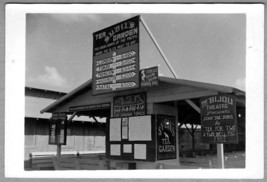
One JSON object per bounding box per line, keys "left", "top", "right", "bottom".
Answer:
{"left": 25, "top": 118, "right": 105, "bottom": 160}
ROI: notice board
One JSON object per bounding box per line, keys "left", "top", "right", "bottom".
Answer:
{"left": 92, "top": 16, "right": 140, "bottom": 95}
{"left": 200, "top": 94, "right": 238, "bottom": 144}
{"left": 113, "top": 92, "right": 146, "bottom": 118}
{"left": 157, "top": 115, "right": 176, "bottom": 160}
{"left": 107, "top": 115, "right": 156, "bottom": 162}
{"left": 49, "top": 113, "right": 67, "bottom": 145}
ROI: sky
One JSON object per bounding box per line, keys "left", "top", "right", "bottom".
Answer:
{"left": 26, "top": 13, "right": 246, "bottom": 93}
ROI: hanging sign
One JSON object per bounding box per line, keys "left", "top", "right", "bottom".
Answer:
{"left": 49, "top": 113, "right": 67, "bottom": 145}
{"left": 157, "top": 115, "right": 176, "bottom": 160}
{"left": 140, "top": 66, "right": 159, "bottom": 87}
{"left": 200, "top": 94, "right": 238, "bottom": 144}
{"left": 69, "top": 103, "right": 110, "bottom": 112}
{"left": 113, "top": 92, "right": 146, "bottom": 118}
{"left": 92, "top": 16, "right": 140, "bottom": 95}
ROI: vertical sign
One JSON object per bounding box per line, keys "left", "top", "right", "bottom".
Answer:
{"left": 157, "top": 115, "right": 176, "bottom": 160}
{"left": 122, "top": 117, "right": 129, "bottom": 139}
{"left": 200, "top": 94, "right": 238, "bottom": 143}
{"left": 140, "top": 66, "right": 159, "bottom": 87}
{"left": 92, "top": 16, "right": 140, "bottom": 95}
{"left": 49, "top": 113, "right": 67, "bottom": 145}
{"left": 49, "top": 120, "right": 57, "bottom": 144}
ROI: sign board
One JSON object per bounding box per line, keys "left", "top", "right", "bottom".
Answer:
{"left": 52, "top": 112, "right": 66, "bottom": 120}
{"left": 140, "top": 66, "right": 159, "bottom": 87}
{"left": 157, "top": 115, "right": 176, "bottom": 160}
{"left": 113, "top": 92, "right": 146, "bottom": 118}
{"left": 92, "top": 16, "right": 140, "bottom": 95}
{"left": 69, "top": 103, "right": 110, "bottom": 112}
{"left": 49, "top": 113, "right": 67, "bottom": 145}
{"left": 200, "top": 94, "right": 238, "bottom": 143}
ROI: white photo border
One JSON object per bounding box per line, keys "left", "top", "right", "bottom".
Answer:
{"left": 5, "top": 4, "right": 264, "bottom": 179}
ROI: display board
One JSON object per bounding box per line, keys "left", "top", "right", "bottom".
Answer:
{"left": 49, "top": 113, "right": 67, "bottom": 145}
{"left": 140, "top": 66, "right": 159, "bottom": 87}
{"left": 113, "top": 92, "right": 146, "bottom": 118}
{"left": 106, "top": 115, "right": 156, "bottom": 162}
{"left": 129, "top": 115, "right": 152, "bottom": 141}
{"left": 200, "top": 94, "right": 238, "bottom": 143}
{"left": 92, "top": 16, "right": 140, "bottom": 95}
{"left": 156, "top": 115, "right": 176, "bottom": 160}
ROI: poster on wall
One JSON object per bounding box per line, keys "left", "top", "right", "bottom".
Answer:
{"left": 113, "top": 92, "right": 146, "bottom": 118}
{"left": 92, "top": 16, "right": 140, "bottom": 95}
{"left": 200, "top": 94, "right": 238, "bottom": 144}
{"left": 49, "top": 113, "right": 67, "bottom": 145}
{"left": 157, "top": 115, "right": 176, "bottom": 160}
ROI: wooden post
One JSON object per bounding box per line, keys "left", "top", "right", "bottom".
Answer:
{"left": 217, "top": 144, "right": 224, "bottom": 168}
{"left": 175, "top": 101, "right": 180, "bottom": 165}
{"left": 56, "top": 145, "right": 61, "bottom": 158}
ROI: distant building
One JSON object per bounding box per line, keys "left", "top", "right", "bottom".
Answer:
{"left": 25, "top": 87, "right": 106, "bottom": 163}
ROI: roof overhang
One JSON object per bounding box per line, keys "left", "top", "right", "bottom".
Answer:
{"left": 40, "top": 76, "right": 245, "bottom": 114}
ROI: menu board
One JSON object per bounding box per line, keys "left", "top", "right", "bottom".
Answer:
{"left": 157, "top": 115, "right": 176, "bottom": 160}
{"left": 49, "top": 113, "right": 67, "bottom": 145}
{"left": 200, "top": 94, "right": 238, "bottom": 144}
{"left": 113, "top": 93, "right": 146, "bottom": 118}
{"left": 140, "top": 66, "right": 159, "bottom": 87}
{"left": 92, "top": 16, "right": 140, "bottom": 95}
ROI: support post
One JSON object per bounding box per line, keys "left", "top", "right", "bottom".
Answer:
{"left": 175, "top": 101, "right": 180, "bottom": 165}
{"left": 67, "top": 111, "right": 77, "bottom": 125}
{"left": 217, "top": 144, "right": 225, "bottom": 168}
{"left": 56, "top": 145, "right": 61, "bottom": 158}
{"left": 92, "top": 116, "right": 106, "bottom": 134}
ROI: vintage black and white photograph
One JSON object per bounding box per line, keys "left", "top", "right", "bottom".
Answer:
{"left": 5, "top": 3, "right": 264, "bottom": 179}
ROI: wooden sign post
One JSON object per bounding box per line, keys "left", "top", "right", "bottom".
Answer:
{"left": 217, "top": 144, "right": 224, "bottom": 168}
{"left": 49, "top": 113, "right": 67, "bottom": 158}
{"left": 200, "top": 94, "right": 238, "bottom": 168}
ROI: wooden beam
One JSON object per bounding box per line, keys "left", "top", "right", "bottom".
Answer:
{"left": 92, "top": 116, "right": 106, "bottom": 134}
{"left": 67, "top": 111, "right": 77, "bottom": 125}
{"left": 184, "top": 124, "right": 192, "bottom": 136}
{"left": 185, "top": 99, "right": 200, "bottom": 113}
{"left": 140, "top": 16, "right": 178, "bottom": 79}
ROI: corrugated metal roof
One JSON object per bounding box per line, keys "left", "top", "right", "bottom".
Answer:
{"left": 40, "top": 77, "right": 245, "bottom": 114}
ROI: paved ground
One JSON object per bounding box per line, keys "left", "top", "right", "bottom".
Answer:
{"left": 26, "top": 151, "right": 245, "bottom": 170}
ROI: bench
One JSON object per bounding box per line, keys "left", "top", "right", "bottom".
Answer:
{"left": 30, "top": 151, "right": 108, "bottom": 170}
{"left": 30, "top": 151, "right": 77, "bottom": 170}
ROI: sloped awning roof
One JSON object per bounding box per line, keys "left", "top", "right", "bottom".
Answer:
{"left": 26, "top": 95, "right": 103, "bottom": 122}
{"left": 40, "top": 76, "right": 245, "bottom": 114}
{"left": 26, "top": 96, "right": 54, "bottom": 119}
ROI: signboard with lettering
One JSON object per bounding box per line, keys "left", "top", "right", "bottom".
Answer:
{"left": 200, "top": 94, "right": 238, "bottom": 143}
{"left": 92, "top": 16, "right": 140, "bottom": 95}
{"left": 157, "top": 115, "right": 176, "bottom": 160}
{"left": 69, "top": 103, "right": 110, "bottom": 112}
{"left": 140, "top": 66, "right": 159, "bottom": 87}
{"left": 113, "top": 93, "right": 146, "bottom": 118}
{"left": 49, "top": 113, "right": 67, "bottom": 145}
